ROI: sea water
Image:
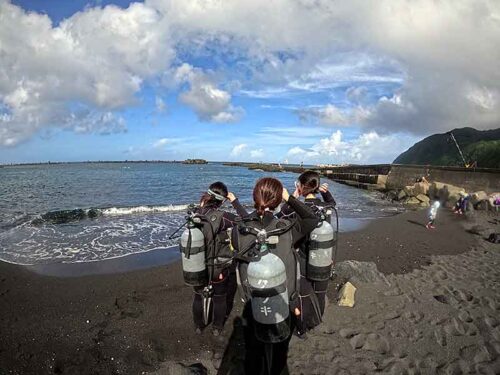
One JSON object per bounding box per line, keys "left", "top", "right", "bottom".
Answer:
{"left": 0, "top": 162, "right": 402, "bottom": 265}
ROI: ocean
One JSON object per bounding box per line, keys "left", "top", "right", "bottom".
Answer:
{"left": 0, "top": 162, "right": 402, "bottom": 265}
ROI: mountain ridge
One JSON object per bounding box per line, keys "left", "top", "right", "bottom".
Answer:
{"left": 393, "top": 127, "right": 500, "bottom": 168}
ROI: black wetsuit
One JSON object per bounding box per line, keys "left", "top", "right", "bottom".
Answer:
{"left": 192, "top": 199, "right": 248, "bottom": 331}
{"left": 279, "top": 191, "right": 336, "bottom": 333}
{"left": 233, "top": 196, "right": 319, "bottom": 374}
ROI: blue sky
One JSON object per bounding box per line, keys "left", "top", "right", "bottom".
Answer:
{"left": 1, "top": 0, "right": 499, "bottom": 164}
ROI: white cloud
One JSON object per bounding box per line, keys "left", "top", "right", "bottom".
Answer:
{"left": 70, "top": 111, "right": 127, "bottom": 135}
{"left": 0, "top": 0, "right": 173, "bottom": 146}
{"left": 296, "top": 104, "right": 370, "bottom": 126}
{"left": 287, "top": 130, "right": 416, "bottom": 164}
{"left": 230, "top": 143, "right": 247, "bottom": 156}
{"left": 152, "top": 138, "right": 172, "bottom": 149}
{"left": 174, "top": 64, "right": 244, "bottom": 123}
{"left": 1, "top": 0, "right": 500, "bottom": 147}
{"left": 250, "top": 148, "right": 264, "bottom": 159}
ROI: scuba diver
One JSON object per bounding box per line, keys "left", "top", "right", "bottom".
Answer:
{"left": 177, "top": 181, "right": 248, "bottom": 336}
{"left": 231, "top": 177, "right": 319, "bottom": 374}
{"left": 279, "top": 170, "right": 337, "bottom": 336}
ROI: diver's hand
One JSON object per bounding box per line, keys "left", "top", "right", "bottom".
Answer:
{"left": 319, "top": 183, "right": 329, "bottom": 193}
{"left": 227, "top": 192, "right": 237, "bottom": 202}
{"left": 282, "top": 188, "right": 290, "bottom": 202}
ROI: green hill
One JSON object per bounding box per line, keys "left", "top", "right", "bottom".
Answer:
{"left": 393, "top": 127, "right": 500, "bottom": 168}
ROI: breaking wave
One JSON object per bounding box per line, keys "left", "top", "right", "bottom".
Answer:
{"left": 32, "top": 204, "right": 191, "bottom": 225}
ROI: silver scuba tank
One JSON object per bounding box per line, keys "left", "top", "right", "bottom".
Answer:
{"left": 247, "top": 231, "right": 290, "bottom": 343}
{"left": 180, "top": 218, "right": 208, "bottom": 287}
{"left": 307, "top": 209, "right": 334, "bottom": 281}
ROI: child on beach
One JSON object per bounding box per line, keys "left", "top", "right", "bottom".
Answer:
{"left": 426, "top": 201, "right": 440, "bottom": 229}
{"left": 453, "top": 191, "right": 470, "bottom": 215}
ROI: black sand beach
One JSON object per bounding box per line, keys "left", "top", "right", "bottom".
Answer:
{"left": 0, "top": 208, "right": 498, "bottom": 374}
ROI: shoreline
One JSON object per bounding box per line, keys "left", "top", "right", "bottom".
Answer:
{"left": 0, "top": 208, "right": 495, "bottom": 374}
{"left": 2, "top": 214, "right": 389, "bottom": 276}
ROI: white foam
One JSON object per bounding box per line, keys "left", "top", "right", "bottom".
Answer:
{"left": 101, "top": 204, "right": 189, "bottom": 216}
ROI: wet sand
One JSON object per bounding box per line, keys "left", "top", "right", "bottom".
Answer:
{"left": 0, "top": 209, "right": 497, "bottom": 374}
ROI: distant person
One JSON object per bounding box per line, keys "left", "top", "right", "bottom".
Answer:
{"left": 279, "top": 170, "right": 337, "bottom": 336}
{"left": 231, "top": 177, "right": 319, "bottom": 374}
{"left": 426, "top": 201, "right": 441, "bottom": 229}
{"left": 453, "top": 191, "right": 470, "bottom": 215}
{"left": 415, "top": 176, "right": 429, "bottom": 184}
{"left": 191, "top": 182, "right": 248, "bottom": 336}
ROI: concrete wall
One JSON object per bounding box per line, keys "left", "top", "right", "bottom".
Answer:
{"left": 386, "top": 165, "right": 500, "bottom": 193}
{"left": 282, "top": 163, "right": 499, "bottom": 193}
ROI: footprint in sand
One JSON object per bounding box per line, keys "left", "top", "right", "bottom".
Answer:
{"left": 434, "top": 327, "right": 447, "bottom": 347}
{"left": 362, "top": 333, "right": 390, "bottom": 355}
{"left": 349, "top": 333, "right": 366, "bottom": 349}
{"left": 404, "top": 311, "right": 424, "bottom": 324}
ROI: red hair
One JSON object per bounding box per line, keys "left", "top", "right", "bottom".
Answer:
{"left": 253, "top": 177, "right": 283, "bottom": 216}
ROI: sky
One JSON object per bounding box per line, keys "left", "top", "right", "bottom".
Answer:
{"left": 0, "top": 0, "right": 499, "bottom": 164}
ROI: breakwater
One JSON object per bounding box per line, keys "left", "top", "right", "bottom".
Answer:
{"left": 224, "top": 163, "right": 500, "bottom": 194}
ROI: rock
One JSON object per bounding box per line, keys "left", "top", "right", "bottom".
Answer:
{"left": 413, "top": 182, "right": 429, "bottom": 196}
{"left": 471, "top": 191, "right": 488, "bottom": 205}
{"left": 406, "top": 197, "right": 420, "bottom": 205}
{"left": 335, "top": 261, "right": 388, "bottom": 284}
{"left": 404, "top": 185, "right": 415, "bottom": 197}
{"left": 429, "top": 181, "right": 466, "bottom": 208}
{"left": 397, "top": 190, "right": 407, "bottom": 201}
{"left": 386, "top": 190, "right": 398, "bottom": 201}
{"left": 338, "top": 282, "right": 356, "bottom": 308}
{"left": 429, "top": 182, "right": 446, "bottom": 199}
{"left": 416, "top": 194, "right": 430, "bottom": 203}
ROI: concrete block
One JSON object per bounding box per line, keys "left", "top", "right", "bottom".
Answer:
{"left": 397, "top": 190, "right": 406, "bottom": 201}
{"left": 404, "top": 185, "right": 415, "bottom": 197}
{"left": 406, "top": 197, "right": 421, "bottom": 205}
{"left": 416, "top": 194, "right": 430, "bottom": 203}
{"left": 471, "top": 191, "right": 488, "bottom": 205}
{"left": 413, "top": 182, "right": 429, "bottom": 196}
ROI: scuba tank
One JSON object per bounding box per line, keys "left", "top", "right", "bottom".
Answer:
{"left": 307, "top": 207, "right": 335, "bottom": 281}
{"left": 245, "top": 227, "right": 293, "bottom": 343}
{"left": 179, "top": 214, "right": 208, "bottom": 287}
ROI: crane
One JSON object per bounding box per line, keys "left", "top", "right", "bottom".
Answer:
{"left": 447, "top": 131, "right": 475, "bottom": 168}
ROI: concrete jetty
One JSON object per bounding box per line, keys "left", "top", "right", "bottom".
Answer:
{"left": 223, "top": 162, "right": 500, "bottom": 193}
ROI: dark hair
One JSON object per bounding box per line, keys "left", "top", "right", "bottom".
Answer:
{"left": 253, "top": 177, "right": 283, "bottom": 216}
{"left": 298, "top": 170, "right": 320, "bottom": 196}
{"left": 199, "top": 181, "right": 228, "bottom": 208}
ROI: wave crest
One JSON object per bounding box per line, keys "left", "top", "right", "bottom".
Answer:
{"left": 32, "top": 204, "right": 190, "bottom": 225}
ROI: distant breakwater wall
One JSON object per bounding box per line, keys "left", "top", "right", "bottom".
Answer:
{"left": 315, "top": 164, "right": 499, "bottom": 193}
{"left": 223, "top": 162, "right": 499, "bottom": 193}
{"left": 384, "top": 165, "right": 500, "bottom": 193}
